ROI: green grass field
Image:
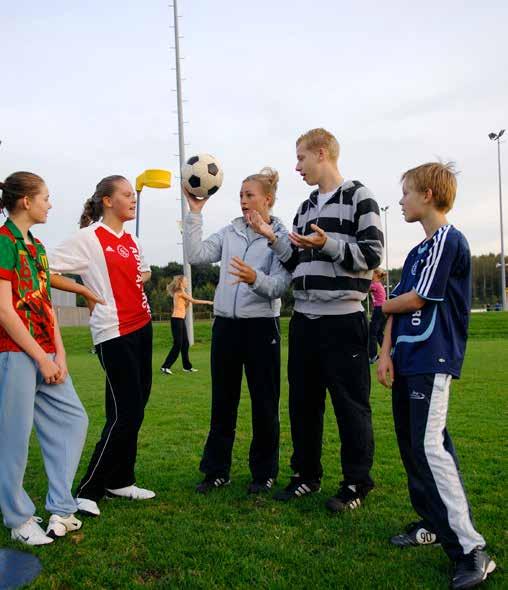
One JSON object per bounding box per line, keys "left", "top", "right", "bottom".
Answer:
{"left": 3, "top": 314, "right": 507, "bottom": 589}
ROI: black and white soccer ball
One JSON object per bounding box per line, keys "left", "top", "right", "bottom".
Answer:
{"left": 181, "top": 153, "right": 223, "bottom": 200}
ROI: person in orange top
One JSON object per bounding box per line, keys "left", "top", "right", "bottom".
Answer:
{"left": 160, "top": 275, "right": 212, "bottom": 375}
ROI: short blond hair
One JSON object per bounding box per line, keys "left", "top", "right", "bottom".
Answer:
{"left": 401, "top": 162, "right": 458, "bottom": 213}
{"left": 296, "top": 128, "right": 340, "bottom": 161}
{"left": 242, "top": 167, "right": 279, "bottom": 208}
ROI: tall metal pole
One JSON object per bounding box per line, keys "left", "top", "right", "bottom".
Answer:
{"left": 496, "top": 138, "right": 507, "bottom": 311}
{"left": 172, "top": 0, "right": 194, "bottom": 344}
{"left": 381, "top": 206, "right": 390, "bottom": 298}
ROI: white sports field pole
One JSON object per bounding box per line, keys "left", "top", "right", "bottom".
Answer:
{"left": 489, "top": 130, "right": 507, "bottom": 311}
{"left": 381, "top": 205, "right": 390, "bottom": 298}
{"left": 172, "top": 0, "right": 194, "bottom": 345}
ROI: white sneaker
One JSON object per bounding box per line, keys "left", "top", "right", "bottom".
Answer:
{"left": 46, "top": 513, "right": 82, "bottom": 538}
{"left": 106, "top": 485, "right": 156, "bottom": 500}
{"left": 76, "top": 497, "right": 101, "bottom": 516}
{"left": 183, "top": 368, "right": 198, "bottom": 373}
{"left": 160, "top": 367, "right": 173, "bottom": 375}
{"left": 11, "top": 516, "right": 54, "bottom": 546}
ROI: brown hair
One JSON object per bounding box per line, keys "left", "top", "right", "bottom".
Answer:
{"left": 296, "top": 128, "right": 340, "bottom": 161}
{"left": 167, "top": 275, "right": 185, "bottom": 295}
{"left": 79, "top": 175, "right": 127, "bottom": 228}
{"left": 401, "top": 162, "right": 458, "bottom": 213}
{"left": 242, "top": 167, "right": 279, "bottom": 208}
{"left": 373, "top": 268, "right": 386, "bottom": 280}
{"left": 0, "top": 171, "right": 45, "bottom": 213}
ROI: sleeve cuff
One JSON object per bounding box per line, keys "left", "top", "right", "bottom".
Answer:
{"left": 320, "top": 236, "right": 339, "bottom": 259}
{"left": 0, "top": 268, "right": 14, "bottom": 281}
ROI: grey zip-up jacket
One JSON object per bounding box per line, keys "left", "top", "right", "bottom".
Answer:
{"left": 184, "top": 212, "right": 291, "bottom": 318}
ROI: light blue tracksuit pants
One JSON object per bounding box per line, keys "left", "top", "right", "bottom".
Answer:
{"left": 0, "top": 352, "right": 88, "bottom": 529}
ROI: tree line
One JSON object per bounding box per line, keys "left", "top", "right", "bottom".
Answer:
{"left": 76, "top": 253, "right": 506, "bottom": 316}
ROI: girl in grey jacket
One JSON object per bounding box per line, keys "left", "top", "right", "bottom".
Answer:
{"left": 183, "top": 167, "right": 290, "bottom": 494}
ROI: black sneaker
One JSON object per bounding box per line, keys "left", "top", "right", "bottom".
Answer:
{"left": 390, "top": 521, "right": 439, "bottom": 547}
{"left": 325, "top": 483, "right": 368, "bottom": 513}
{"left": 247, "top": 478, "right": 275, "bottom": 494}
{"left": 451, "top": 547, "right": 496, "bottom": 590}
{"left": 195, "top": 476, "right": 230, "bottom": 494}
{"left": 273, "top": 476, "right": 320, "bottom": 501}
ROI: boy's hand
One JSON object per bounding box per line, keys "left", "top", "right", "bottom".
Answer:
{"left": 38, "top": 356, "right": 62, "bottom": 385}
{"left": 228, "top": 256, "right": 257, "bottom": 285}
{"left": 246, "top": 211, "right": 276, "bottom": 242}
{"left": 288, "top": 224, "right": 327, "bottom": 249}
{"left": 377, "top": 352, "right": 394, "bottom": 389}
{"left": 183, "top": 185, "right": 208, "bottom": 213}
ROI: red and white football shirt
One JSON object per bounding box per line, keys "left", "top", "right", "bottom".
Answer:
{"left": 49, "top": 222, "right": 151, "bottom": 345}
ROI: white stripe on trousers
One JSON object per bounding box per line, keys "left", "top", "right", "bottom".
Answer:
{"left": 77, "top": 343, "right": 119, "bottom": 497}
{"left": 424, "top": 373, "right": 485, "bottom": 555}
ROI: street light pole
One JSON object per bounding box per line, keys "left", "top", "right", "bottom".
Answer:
{"left": 381, "top": 205, "right": 390, "bottom": 297}
{"left": 489, "top": 130, "right": 506, "bottom": 311}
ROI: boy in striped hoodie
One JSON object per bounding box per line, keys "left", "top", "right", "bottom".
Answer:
{"left": 248, "top": 128, "right": 383, "bottom": 511}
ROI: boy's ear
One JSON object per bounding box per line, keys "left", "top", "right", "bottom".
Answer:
{"left": 317, "top": 147, "right": 326, "bottom": 161}
{"left": 423, "top": 188, "right": 433, "bottom": 203}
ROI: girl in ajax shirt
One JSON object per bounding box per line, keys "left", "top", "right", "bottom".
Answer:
{"left": 49, "top": 175, "right": 154, "bottom": 517}
{"left": 160, "top": 275, "right": 212, "bottom": 375}
{"left": 0, "top": 171, "right": 88, "bottom": 545}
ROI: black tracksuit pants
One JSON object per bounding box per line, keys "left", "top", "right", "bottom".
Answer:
{"left": 368, "top": 306, "right": 386, "bottom": 359}
{"left": 162, "top": 317, "right": 192, "bottom": 370}
{"left": 76, "top": 321, "right": 153, "bottom": 501}
{"left": 392, "top": 372, "right": 485, "bottom": 561}
{"left": 288, "top": 311, "right": 374, "bottom": 489}
{"left": 200, "top": 316, "right": 281, "bottom": 482}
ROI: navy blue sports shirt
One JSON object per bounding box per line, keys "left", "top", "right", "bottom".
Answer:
{"left": 390, "top": 224, "right": 471, "bottom": 378}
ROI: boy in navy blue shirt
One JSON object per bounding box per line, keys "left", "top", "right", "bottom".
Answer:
{"left": 377, "top": 163, "right": 495, "bottom": 589}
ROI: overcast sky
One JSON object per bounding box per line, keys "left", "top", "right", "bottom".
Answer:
{"left": 1, "top": 0, "right": 507, "bottom": 268}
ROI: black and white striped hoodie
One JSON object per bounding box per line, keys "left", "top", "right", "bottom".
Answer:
{"left": 271, "top": 180, "right": 384, "bottom": 315}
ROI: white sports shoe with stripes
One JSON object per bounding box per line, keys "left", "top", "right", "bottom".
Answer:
{"left": 273, "top": 475, "right": 321, "bottom": 501}
{"left": 196, "top": 476, "right": 231, "bottom": 494}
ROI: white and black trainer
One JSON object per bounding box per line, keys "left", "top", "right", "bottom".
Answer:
{"left": 390, "top": 521, "right": 439, "bottom": 547}
{"left": 46, "top": 514, "right": 82, "bottom": 538}
{"left": 196, "top": 476, "right": 231, "bottom": 494}
{"left": 451, "top": 547, "right": 496, "bottom": 590}
{"left": 326, "top": 484, "right": 367, "bottom": 513}
{"left": 273, "top": 475, "right": 321, "bottom": 501}
{"left": 247, "top": 478, "right": 275, "bottom": 494}
{"left": 11, "top": 516, "right": 53, "bottom": 546}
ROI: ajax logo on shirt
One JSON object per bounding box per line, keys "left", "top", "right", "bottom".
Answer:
{"left": 117, "top": 245, "right": 130, "bottom": 258}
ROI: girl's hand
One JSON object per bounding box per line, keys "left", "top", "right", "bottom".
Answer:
{"left": 54, "top": 353, "right": 69, "bottom": 384}
{"left": 183, "top": 185, "right": 208, "bottom": 213}
{"left": 82, "top": 287, "right": 105, "bottom": 313}
{"left": 377, "top": 352, "right": 394, "bottom": 389}
{"left": 228, "top": 257, "right": 257, "bottom": 285}
{"left": 38, "top": 356, "right": 62, "bottom": 385}
{"left": 246, "top": 211, "right": 276, "bottom": 242}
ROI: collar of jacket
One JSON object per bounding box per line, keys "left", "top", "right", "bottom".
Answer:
{"left": 230, "top": 215, "right": 284, "bottom": 239}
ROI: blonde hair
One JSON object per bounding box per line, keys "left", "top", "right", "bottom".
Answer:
{"left": 401, "top": 162, "right": 458, "bottom": 213}
{"left": 167, "top": 275, "right": 185, "bottom": 295}
{"left": 296, "top": 128, "right": 340, "bottom": 161}
{"left": 242, "top": 167, "right": 279, "bottom": 208}
{"left": 373, "top": 268, "right": 386, "bottom": 280}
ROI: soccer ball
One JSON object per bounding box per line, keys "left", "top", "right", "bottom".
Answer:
{"left": 181, "top": 153, "right": 224, "bottom": 199}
